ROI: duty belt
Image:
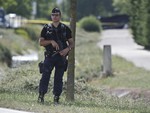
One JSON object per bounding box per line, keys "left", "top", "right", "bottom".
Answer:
{"left": 44, "top": 51, "right": 59, "bottom": 57}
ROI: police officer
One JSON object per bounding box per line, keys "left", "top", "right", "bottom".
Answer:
{"left": 38, "top": 7, "right": 74, "bottom": 104}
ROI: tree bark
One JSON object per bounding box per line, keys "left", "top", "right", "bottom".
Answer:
{"left": 66, "top": 0, "right": 77, "bottom": 101}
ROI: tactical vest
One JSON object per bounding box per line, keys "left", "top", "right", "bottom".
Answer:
{"left": 44, "top": 23, "right": 68, "bottom": 52}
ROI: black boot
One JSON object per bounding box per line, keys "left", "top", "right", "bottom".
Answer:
{"left": 38, "top": 92, "right": 44, "bottom": 104}
{"left": 54, "top": 96, "right": 59, "bottom": 105}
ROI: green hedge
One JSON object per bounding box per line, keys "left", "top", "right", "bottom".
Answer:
{"left": 128, "top": 0, "right": 150, "bottom": 49}
{"left": 15, "top": 25, "right": 39, "bottom": 41}
{"left": 0, "top": 44, "right": 12, "bottom": 67}
{"left": 79, "top": 16, "right": 102, "bottom": 32}
{"left": 15, "top": 25, "right": 41, "bottom": 49}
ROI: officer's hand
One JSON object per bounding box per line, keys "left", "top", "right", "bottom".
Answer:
{"left": 50, "top": 40, "right": 59, "bottom": 50}
{"left": 59, "top": 48, "right": 70, "bottom": 56}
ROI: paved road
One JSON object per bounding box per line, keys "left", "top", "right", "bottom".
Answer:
{"left": 0, "top": 108, "right": 33, "bottom": 113}
{"left": 98, "top": 29, "right": 150, "bottom": 70}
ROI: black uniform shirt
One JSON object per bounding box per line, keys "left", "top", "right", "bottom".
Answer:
{"left": 40, "top": 23, "right": 72, "bottom": 52}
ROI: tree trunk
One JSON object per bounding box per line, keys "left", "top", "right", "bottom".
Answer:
{"left": 66, "top": 0, "right": 77, "bottom": 101}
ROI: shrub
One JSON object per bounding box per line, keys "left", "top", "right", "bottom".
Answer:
{"left": 14, "top": 25, "right": 41, "bottom": 49}
{"left": 0, "top": 44, "right": 12, "bottom": 67}
{"left": 79, "top": 16, "right": 102, "bottom": 32}
{"left": 15, "top": 25, "right": 40, "bottom": 41}
{"left": 15, "top": 28, "right": 30, "bottom": 40}
{"left": 128, "top": 0, "right": 150, "bottom": 49}
{"left": 23, "top": 26, "right": 38, "bottom": 41}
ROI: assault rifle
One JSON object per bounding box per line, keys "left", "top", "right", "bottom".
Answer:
{"left": 51, "top": 27, "right": 64, "bottom": 57}
{"left": 47, "top": 28, "right": 64, "bottom": 57}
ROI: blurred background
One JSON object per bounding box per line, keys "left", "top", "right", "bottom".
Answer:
{"left": 1, "top": 0, "right": 150, "bottom": 67}
{"left": 0, "top": 0, "right": 150, "bottom": 79}
{"left": 0, "top": 0, "right": 150, "bottom": 113}
{"left": 0, "top": 0, "right": 131, "bottom": 67}
{"left": 0, "top": 0, "right": 129, "bottom": 28}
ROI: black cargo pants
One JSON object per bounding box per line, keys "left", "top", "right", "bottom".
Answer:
{"left": 39, "top": 54, "right": 66, "bottom": 97}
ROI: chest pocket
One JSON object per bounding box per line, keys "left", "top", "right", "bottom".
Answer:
{"left": 45, "top": 23, "right": 67, "bottom": 42}
{"left": 45, "top": 24, "right": 54, "bottom": 40}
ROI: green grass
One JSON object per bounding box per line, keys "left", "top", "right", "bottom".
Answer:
{"left": 90, "top": 55, "right": 150, "bottom": 89}
{"left": 0, "top": 27, "right": 39, "bottom": 55}
{"left": 0, "top": 27, "right": 150, "bottom": 113}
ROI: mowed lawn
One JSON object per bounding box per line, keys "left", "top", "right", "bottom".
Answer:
{"left": 0, "top": 27, "right": 150, "bottom": 113}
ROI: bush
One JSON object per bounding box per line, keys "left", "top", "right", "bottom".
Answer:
{"left": 0, "top": 44, "right": 12, "bottom": 67}
{"left": 128, "top": 0, "right": 150, "bottom": 49}
{"left": 23, "top": 26, "right": 38, "bottom": 41}
{"left": 14, "top": 25, "right": 41, "bottom": 49}
{"left": 15, "top": 28, "right": 30, "bottom": 40}
{"left": 15, "top": 25, "right": 40, "bottom": 41}
{"left": 79, "top": 16, "right": 102, "bottom": 32}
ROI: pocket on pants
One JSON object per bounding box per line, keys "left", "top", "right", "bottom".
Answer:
{"left": 64, "top": 60, "right": 68, "bottom": 71}
{"left": 57, "top": 56, "right": 67, "bottom": 71}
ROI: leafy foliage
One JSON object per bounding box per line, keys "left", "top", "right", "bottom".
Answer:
{"left": 0, "top": 0, "right": 32, "bottom": 18}
{"left": 15, "top": 28, "right": 30, "bottom": 40}
{"left": 128, "top": 0, "right": 150, "bottom": 48}
{"left": 36, "top": 0, "right": 57, "bottom": 19}
{"left": 79, "top": 16, "right": 102, "bottom": 32}
{"left": 0, "top": 43, "right": 12, "bottom": 67}
{"left": 59, "top": 0, "right": 115, "bottom": 21}
{"left": 112, "top": 0, "right": 130, "bottom": 14}
{"left": 20, "top": 26, "right": 39, "bottom": 41}
{"left": 77, "top": 0, "right": 115, "bottom": 20}
{"left": 0, "top": 0, "right": 56, "bottom": 19}
{"left": 114, "top": 0, "right": 150, "bottom": 49}
{"left": 0, "top": 24, "right": 41, "bottom": 68}
{"left": 15, "top": 25, "right": 41, "bottom": 49}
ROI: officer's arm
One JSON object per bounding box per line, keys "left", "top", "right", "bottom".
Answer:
{"left": 67, "top": 38, "right": 74, "bottom": 51}
{"left": 39, "top": 25, "right": 58, "bottom": 48}
{"left": 39, "top": 37, "right": 59, "bottom": 50}
{"left": 39, "top": 37, "right": 51, "bottom": 46}
{"left": 59, "top": 38, "right": 74, "bottom": 56}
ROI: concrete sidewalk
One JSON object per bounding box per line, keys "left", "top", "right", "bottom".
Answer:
{"left": 98, "top": 29, "right": 150, "bottom": 70}
{"left": 0, "top": 108, "right": 33, "bottom": 113}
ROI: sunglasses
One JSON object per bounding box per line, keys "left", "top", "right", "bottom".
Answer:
{"left": 51, "top": 14, "right": 60, "bottom": 17}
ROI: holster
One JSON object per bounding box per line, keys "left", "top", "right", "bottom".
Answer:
{"left": 38, "top": 61, "right": 44, "bottom": 74}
